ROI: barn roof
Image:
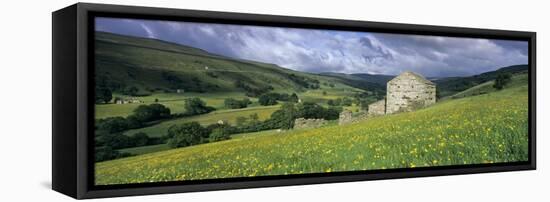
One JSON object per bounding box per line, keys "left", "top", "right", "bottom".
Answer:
{"left": 388, "top": 71, "right": 435, "bottom": 85}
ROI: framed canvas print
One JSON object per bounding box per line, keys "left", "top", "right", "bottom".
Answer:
{"left": 52, "top": 3, "right": 536, "bottom": 199}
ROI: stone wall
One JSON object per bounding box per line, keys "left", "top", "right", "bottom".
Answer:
{"left": 338, "top": 110, "right": 353, "bottom": 125}
{"left": 386, "top": 71, "right": 436, "bottom": 114}
{"left": 294, "top": 118, "right": 327, "bottom": 129}
{"left": 368, "top": 99, "right": 386, "bottom": 116}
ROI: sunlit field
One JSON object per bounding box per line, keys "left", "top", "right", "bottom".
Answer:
{"left": 95, "top": 85, "right": 528, "bottom": 185}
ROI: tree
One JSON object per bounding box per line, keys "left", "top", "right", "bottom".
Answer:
{"left": 224, "top": 98, "right": 250, "bottom": 109}
{"left": 95, "top": 86, "right": 112, "bottom": 104}
{"left": 289, "top": 93, "right": 299, "bottom": 103}
{"left": 324, "top": 106, "right": 343, "bottom": 120}
{"left": 132, "top": 104, "right": 171, "bottom": 123}
{"left": 296, "top": 102, "right": 325, "bottom": 119}
{"left": 125, "top": 115, "right": 143, "bottom": 128}
{"left": 95, "top": 146, "right": 119, "bottom": 162}
{"left": 167, "top": 122, "right": 209, "bottom": 148}
{"left": 209, "top": 128, "right": 231, "bottom": 142}
{"left": 258, "top": 94, "right": 278, "bottom": 106}
{"left": 322, "top": 91, "right": 327, "bottom": 96}
{"left": 96, "top": 132, "right": 132, "bottom": 149}
{"left": 341, "top": 97, "right": 353, "bottom": 106}
{"left": 123, "top": 86, "right": 139, "bottom": 96}
{"left": 243, "top": 98, "right": 252, "bottom": 105}
{"left": 267, "top": 102, "right": 297, "bottom": 129}
{"left": 131, "top": 132, "right": 150, "bottom": 147}
{"left": 184, "top": 98, "right": 215, "bottom": 115}
{"left": 493, "top": 73, "right": 512, "bottom": 90}
{"left": 295, "top": 102, "right": 342, "bottom": 120}
{"left": 96, "top": 117, "right": 128, "bottom": 133}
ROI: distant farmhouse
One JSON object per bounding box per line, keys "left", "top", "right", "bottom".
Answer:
{"left": 368, "top": 71, "right": 436, "bottom": 115}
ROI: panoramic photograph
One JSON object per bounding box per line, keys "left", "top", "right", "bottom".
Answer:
{"left": 93, "top": 17, "right": 529, "bottom": 185}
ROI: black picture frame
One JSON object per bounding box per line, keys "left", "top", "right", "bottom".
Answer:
{"left": 52, "top": 3, "right": 536, "bottom": 199}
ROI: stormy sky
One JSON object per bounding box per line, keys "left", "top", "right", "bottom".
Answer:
{"left": 95, "top": 17, "right": 528, "bottom": 77}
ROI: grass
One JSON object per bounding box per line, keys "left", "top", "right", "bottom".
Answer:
{"left": 95, "top": 92, "right": 252, "bottom": 119}
{"left": 95, "top": 88, "right": 361, "bottom": 119}
{"left": 230, "top": 129, "right": 284, "bottom": 139}
{"left": 95, "top": 31, "right": 363, "bottom": 102}
{"left": 95, "top": 84, "right": 528, "bottom": 185}
{"left": 118, "top": 144, "right": 171, "bottom": 156}
{"left": 444, "top": 73, "right": 527, "bottom": 100}
{"left": 123, "top": 105, "right": 281, "bottom": 137}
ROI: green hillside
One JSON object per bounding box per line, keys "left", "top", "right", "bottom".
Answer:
{"left": 318, "top": 72, "right": 389, "bottom": 95}
{"left": 434, "top": 65, "right": 528, "bottom": 97}
{"left": 96, "top": 83, "right": 528, "bottom": 185}
{"left": 123, "top": 105, "right": 281, "bottom": 137}
{"left": 444, "top": 73, "right": 528, "bottom": 100}
{"left": 95, "top": 31, "right": 360, "bottom": 95}
{"left": 95, "top": 32, "right": 371, "bottom": 120}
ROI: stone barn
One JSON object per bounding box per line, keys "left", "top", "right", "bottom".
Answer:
{"left": 367, "top": 71, "right": 436, "bottom": 115}
{"left": 386, "top": 71, "right": 436, "bottom": 114}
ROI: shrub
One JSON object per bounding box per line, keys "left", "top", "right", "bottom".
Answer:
{"left": 258, "top": 94, "right": 278, "bottom": 106}
{"left": 289, "top": 93, "right": 299, "bottom": 103}
{"left": 131, "top": 132, "right": 150, "bottom": 147}
{"left": 133, "top": 104, "right": 171, "bottom": 123}
{"left": 96, "top": 117, "right": 128, "bottom": 133}
{"left": 184, "top": 98, "right": 215, "bottom": 115}
{"left": 122, "top": 86, "right": 139, "bottom": 96}
{"left": 296, "top": 102, "right": 325, "bottom": 119}
{"left": 494, "top": 73, "right": 512, "bottom": 90}
{"left": 266, "top": 102, "right": 297, "bottom": 129}
{"left": 209, "top": 128, "right": 232, "bottom": 142}
{"left": 224, "top": 98, "right": 251, "bottom": 109}
{"left": 167, "top": 122, "right": 209, "bottom": 148}
{"left": 95, "top": 86, "right": 112, "bottom": 104}
{"left": 95, "top": 146, "right": 133, "bottom": 162}
{"left": 96, "top": 132, "right": 132, "bottom": 149}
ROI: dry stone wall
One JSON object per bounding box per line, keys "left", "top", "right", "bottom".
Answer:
{"left": 368, "top": 99, "right": 386, "bottom": 116}
{"left": 338, "top": 110, "right": 353, "bottom": 125}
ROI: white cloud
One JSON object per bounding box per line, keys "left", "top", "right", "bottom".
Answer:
{"left": 96, "top": 17, "right": 529, "bottom": 77}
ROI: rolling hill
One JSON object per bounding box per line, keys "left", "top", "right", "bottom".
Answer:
{"left": 96, "top": 82, "right": 528, "bottom": 185}
{"left": 433, "top": 64, "right": 528, "bottom": 97}
{"left": 318, "top": 72, "right": 391, "bottom": 96}
{"left": 95, "top": 31, "right": 363, "bottom": 96}
{"left": 444, "top": 73, "right": 528, "bottom": 100}
{"left": 320, "top": 65, "right": 528, "bottom": 100}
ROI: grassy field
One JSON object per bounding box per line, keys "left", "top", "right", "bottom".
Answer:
{"left": 118, "top": 144, "right": 171, "bottom": 155}
{"left": 96, "top": 31, "right": 363, "bottom": 100}
{"left": 444, "top": 73, "right": 527, "bottom": 100}
{"left": 95, "top": 87, "right": 362, "bottom": 120}
{"left": 123, "top": 105, "right": 281, "bottom": 137}
{"left": 119, "top": 129, "right": 286, "bottom": 156}
{"left": 96, "top": 84, "right": 528, "bottom": 185}
{"left": 95, "top": 92, "right": 253, "bottom": 119}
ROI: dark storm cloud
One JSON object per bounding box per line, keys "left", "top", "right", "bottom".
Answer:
{"left": 96, "top": 17, "right": 528, "bottom": 77}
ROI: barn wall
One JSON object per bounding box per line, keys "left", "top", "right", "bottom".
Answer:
{"left": 386, "top": 73, "right": 436, "bottom": 114}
